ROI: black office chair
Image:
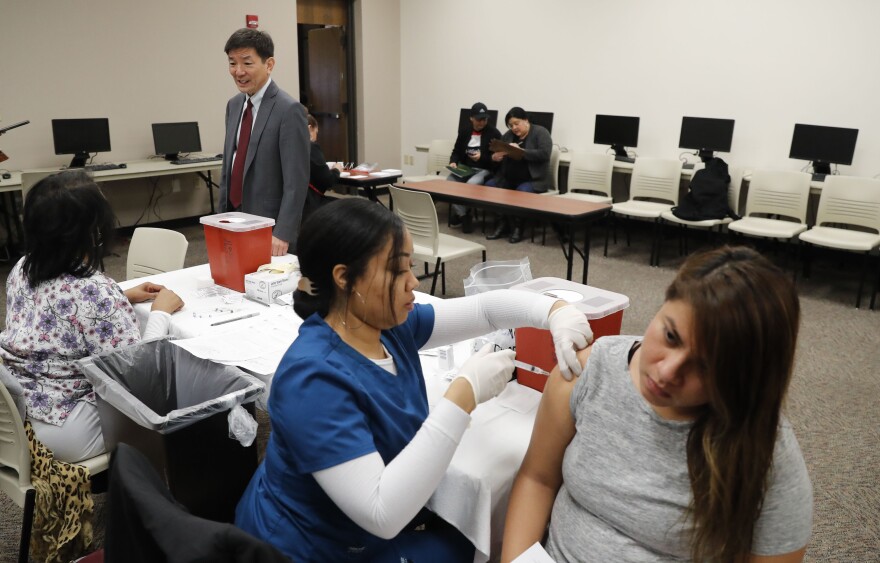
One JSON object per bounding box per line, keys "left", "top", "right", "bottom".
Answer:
{"left": 104, "top": 444, "right": 288, "bottom": 563}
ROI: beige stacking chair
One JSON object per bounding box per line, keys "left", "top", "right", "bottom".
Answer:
{"left": 126, "top": 227, "right": 189, "bottom": 280}
{"left": 389, "top": 186, "right": 486, "bottom": 295}
{"left": 798, "top": 175, "right": 880, "bottom": 308}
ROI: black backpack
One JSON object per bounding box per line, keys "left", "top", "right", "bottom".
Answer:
{"left": 671, "top": 158, "right": 737, "bottom": 221}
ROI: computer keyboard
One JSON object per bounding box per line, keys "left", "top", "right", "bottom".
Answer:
{"left": 811, "top": 173, "right": 827, "bottom": 182}
{"left": 85, "top": 163, "right": 126, "bottom": 172}
{"left": 614, "top": 156, "right": 636, "bottom": 163}
{"left": 170, "top": 156, "right": 223, "bottom": 165}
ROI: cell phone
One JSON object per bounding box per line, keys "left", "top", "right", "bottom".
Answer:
{"left": 0, "top": 120, "right": 29, "bottom": 134}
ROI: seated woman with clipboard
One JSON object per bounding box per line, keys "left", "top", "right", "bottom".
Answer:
{"left": 485, "top": 107, "right": 553, "bottom": 244}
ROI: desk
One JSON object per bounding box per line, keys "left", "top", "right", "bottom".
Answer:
{"left": 24, "top": 157, "right": 222, "bottom": 212}
{"left": 0, "top": 158, "right": 222, "bottom": 254}
{"left": 337, "top": 170, "right": 402, "bottom": 202}
{"left": 119, "top": 263, "right": 538, "bottom": 563}
{"left": 414, "top": 144, "right": 697, "bottom": 179}
{"left": 394, "top": 180, "right": 611, "bottom": 284}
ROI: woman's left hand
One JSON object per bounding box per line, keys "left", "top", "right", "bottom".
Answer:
{"left": 124, "top": 282, "right": 166, "bottom": 304}
{"left": 548, "top": 303, "right": 593, "bottom": 380}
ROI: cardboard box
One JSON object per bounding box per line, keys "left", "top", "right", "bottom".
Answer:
{"left": 244, "top": 270, "right": 296, "bottom": 305}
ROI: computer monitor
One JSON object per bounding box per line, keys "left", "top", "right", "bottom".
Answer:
{"left": 526, "top": 111, "right": 554, "bottom": 135}
{"left": 789, "top": 123, "right": 859, "bottom": 175}
{"left": 457, "top": 108, "right": 499, "bottom": 133}
{"left": 51, "top": 118, "right": 111, "bottom": 168}
{"left": 152, "top": 121, "right": 203, "bottom": 161}
{"left": 594, "top": 114, "right": 640, "bottom": 157}
{"left": 679, "top": 116, "right": 735, "bottom": 162}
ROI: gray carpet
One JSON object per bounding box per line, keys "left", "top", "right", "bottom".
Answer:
{"left": 1, "top": 199, "right": 878, "bottom": 561}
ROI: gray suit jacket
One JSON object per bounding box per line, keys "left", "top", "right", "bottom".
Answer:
{"left": 220, "top": 80, "right": 310, "bottom": 250}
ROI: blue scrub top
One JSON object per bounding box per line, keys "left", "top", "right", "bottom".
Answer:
{"left": 236, "top": 303, "right": 436, "bottom": 561}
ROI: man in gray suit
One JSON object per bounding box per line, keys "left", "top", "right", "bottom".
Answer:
{"left": 221, "top": 28, "right": 309, "bottom": 256}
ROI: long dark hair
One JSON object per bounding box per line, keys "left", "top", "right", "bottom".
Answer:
{"left": 293, "top": 198, "right": 406, "bottom": 321}
{"left": 666, "top": 246, "right": 801, "bottom": 561}
{"left": 22, "top": 170, "right": 118, "bottom": 287}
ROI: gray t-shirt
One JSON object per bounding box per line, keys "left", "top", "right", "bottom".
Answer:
{"left": 545, "top": 336, "right": 813, "bottom": 562}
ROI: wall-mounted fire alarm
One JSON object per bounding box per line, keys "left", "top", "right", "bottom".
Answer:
{"left": 246, "top": 15, "right": 259, "bottom": 29}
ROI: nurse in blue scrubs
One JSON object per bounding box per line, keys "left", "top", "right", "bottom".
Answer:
{"left": 236, "top": 198, "right": 592, "bottom": 562}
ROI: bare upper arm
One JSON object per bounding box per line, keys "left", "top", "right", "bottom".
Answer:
{"left": 516, "top": 346, "right": 593, "bottom": 489}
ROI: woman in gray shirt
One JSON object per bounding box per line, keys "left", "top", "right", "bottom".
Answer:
{"left": 502, "top": 246, "right": 812, "bottom": 562}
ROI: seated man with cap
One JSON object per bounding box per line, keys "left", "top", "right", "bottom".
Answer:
{"left": 446, "top": 102, "right": 501, "bottom": 233}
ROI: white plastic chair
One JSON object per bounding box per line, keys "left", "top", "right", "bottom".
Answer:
{"left": 798, "top": 175, "right": 880, "bottom": 309}
{"left": 659, "top": 166, "right": 743, "bottom": 258}
{"left": 400, "top": 139, "right": 456, "bottom": 183}
{"left": 604, "top": 157, "right": 683, "bottom": 265}
{"left": 540, "top": 145, "right": 562, "bottom": 196}
{"left": 556, "top": 152, "right": 614, "bottom": 204}
{"left": 727, "top": 170, "right": 811, "bottom": 244}
{"left": 0, "top": 368, "right": 110, "bottom": 563}
{"left": 389, "top": 186, "right": 486, "bottom": 295}
{"left": 126, "top": 227, "right": 189, "bottom": 280}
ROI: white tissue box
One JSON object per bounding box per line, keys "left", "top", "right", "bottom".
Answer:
{"left": 244, "top": 271, "right": 295, "bottom": 305}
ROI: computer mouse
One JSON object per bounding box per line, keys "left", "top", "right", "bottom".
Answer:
{"left": 1, "top": 173, "right": 11, "bottom": 179}
{"left": 118, "top": 163, "right": 127, "bottom": 168}
{"left": 215, "top": 153, "right": 223, "bottom": 158}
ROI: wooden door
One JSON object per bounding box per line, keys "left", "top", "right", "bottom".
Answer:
{"left": 307, "top": 27, "right": 348, "bottom": 163}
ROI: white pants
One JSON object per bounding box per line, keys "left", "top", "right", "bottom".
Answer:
{"left": 29, "top": 402, "right": 106, "bottom": 463}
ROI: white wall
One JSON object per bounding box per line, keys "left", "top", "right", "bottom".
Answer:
{"left": 354, "top": 0, "right": 401, "bottom": 167}
{"left": 399, "top": 0, "right": 880, "bottom": 178}
{"left": 0, "top": 0, "right": 299, "bottom": 225}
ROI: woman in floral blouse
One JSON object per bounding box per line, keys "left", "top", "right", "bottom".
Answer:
{"left": 0, "top": 170, "right": 184, "bottom": 463}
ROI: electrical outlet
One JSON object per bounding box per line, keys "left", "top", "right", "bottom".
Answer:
{"left": 404, "top": 154, "right": 414, "bottom": 165}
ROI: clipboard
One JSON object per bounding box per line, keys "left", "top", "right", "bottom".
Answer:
{"left": 489, "top": 138, "right": 525, "bottom": 160}
{"left": 0, "top": 120, "right": 30, "bottom": 135}
{"left": 446, "top": 163, "right": 477, "bottom": 179}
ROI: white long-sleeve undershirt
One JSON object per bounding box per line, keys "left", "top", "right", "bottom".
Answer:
{"left": 311, "top": 290, "right": 559, "bottom": 539}
{"left": 142, "top": 310, "right": 171, "bottom": 339}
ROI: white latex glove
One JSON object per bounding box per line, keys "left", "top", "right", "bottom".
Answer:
{"left": 454, "top": 343, "right": 516, "bottom": 405}
{"left": 548, "top": 305, "right": 593, "bottom": 380}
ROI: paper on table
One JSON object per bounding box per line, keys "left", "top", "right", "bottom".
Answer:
{"left": 511, "top": 542, "right": 556, "bottom": 562}
{"left": 495, "top": 381, "right": 542, "bottom": 414}
{"left": 172, "top": 309, "right": 302, "bottom": 375}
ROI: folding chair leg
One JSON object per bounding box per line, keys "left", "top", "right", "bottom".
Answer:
{"left": 870, "top": 257, "right": 879, "bottom": 310}
{"left": 802, "top": 243, "right": 812, "bottom": 279}
{"left": 429, "top": 258, "right": 441, "bottom": 296}
{"left": 441, "top": 262, "right": 447, "bottom": 295}
{"left": 18, "top": 488, "right": 35, "bottom": 563}
{"left": 855, "top": 252, "right": 869, "bottom": 309}
{"left": 653, "top": 220, "right": 663, "bottom": 267}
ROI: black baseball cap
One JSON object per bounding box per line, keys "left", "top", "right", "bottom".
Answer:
{"left": 470, "top": 102, "right": 490, "bottom": 120}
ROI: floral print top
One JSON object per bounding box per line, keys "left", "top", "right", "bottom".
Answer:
{"left": 0, "top": 258, "right": 141, "bottom": 427}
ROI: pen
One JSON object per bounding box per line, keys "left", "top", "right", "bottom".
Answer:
{"left": 514, "top": 360, "right": 551, "bottom": 377}
{"left": 210, "top": 311, "right": 260, "bottom": 326}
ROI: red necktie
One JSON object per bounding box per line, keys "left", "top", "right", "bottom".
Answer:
{"left": 229, "top": 99, "right": 253, "bottom": 209}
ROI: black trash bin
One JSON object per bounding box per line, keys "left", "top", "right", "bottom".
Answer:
{"left": 78, "top": 337, "right": 264, "bottom": 522}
